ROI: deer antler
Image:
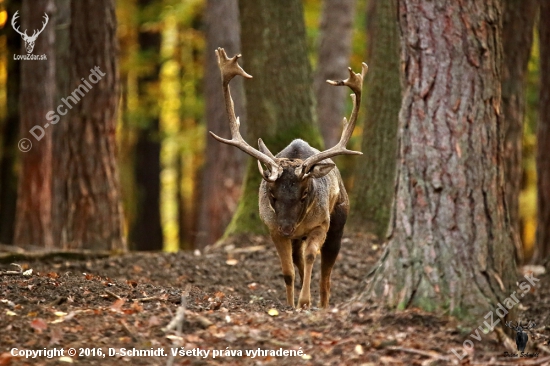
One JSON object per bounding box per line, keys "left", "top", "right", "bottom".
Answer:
{"left": 299, "top": 63, "right": 368, "bottom": 177}
{"left": 28, "top": 13, "right": 49, "bottom": 41}
{"left": 11, "top": 11, "right": 27, "bottom": 38}
{"left": 209, "top": 48, "right": 282, "bottom": 182}
{"left": 525, "top": 321, "right": 537, "bottom": 330}
{"left": 505, "top": 320, "right": 518, "bottom": 330}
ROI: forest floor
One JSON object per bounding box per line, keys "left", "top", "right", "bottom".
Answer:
{"left": 1, "top": 233, "right": 550, "bottom": 365}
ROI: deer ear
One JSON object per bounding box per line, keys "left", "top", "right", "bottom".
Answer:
{"left": 304, "top": 162, "right": 335, "bottom": 179}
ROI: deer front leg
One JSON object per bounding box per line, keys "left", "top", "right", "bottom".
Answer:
{"left": 298, "top": 227, "right": 327, "bottom": 309}
{"left": 272, "top": 235, "right": 294, "bottom": 307}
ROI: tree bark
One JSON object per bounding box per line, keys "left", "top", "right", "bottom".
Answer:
{"left": 535, "top": 1, "right": 550, "bottom": 262}
{"left": 14, "top": 0, "right": 55, "bottom": 248}
{"left": 501, "top": 0, "right": 537, "bottom": 262}
{"left": 223, "top": 0, "right": 322, "bottom": 238}
{"left": 0, "top": 0, "right": 22, "bottom": 244}
{"left": 314, "top": 0, "right": 356, "bottom": 148}
{"left": 51, "top": 0, "right": 70, "bottom": 245}
{"left": 55, "top": 0, "right": 125, "bottom": 250}
{"left": 195, "top": 0, "right": 245, "bottom": 249}
{"left": 349, "top": 0, "right": 400, "bottom": 240}
{"left": 130, "top": 0, "right": 163, "bottom": 251}
{"left": 362, "top": 0, "right": 517, "bottom": 323}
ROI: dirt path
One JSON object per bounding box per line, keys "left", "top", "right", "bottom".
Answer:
{"left": 1, "top": 234, "right": 549, "bottom": 365}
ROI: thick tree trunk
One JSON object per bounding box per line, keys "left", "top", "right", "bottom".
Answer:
{"left": 535, "top": 1, "right": 550, "bottom": 262}
{"left": 0, "top": 0, "right": 22, "bottom": 244}
{"left": 14, "top": 0, "right": 55, "bottom": 248}
{"left": 195, "top": 0, "right": 245, "bottom": 249}
{"left": 130, "top": 0, "right": 163, "bottom": 251}
{"left": 362, "top": 0, "right": 517, "bottom": 323}
{"left": 223, "top": 0, "right": 322, "bottom": 238}
{"left": 349, "top": 0, "right": 400, "bottom": 239}
{"left": 55, "top": 0, "right": 125, "bottom": 250}
{"left": 314, "top": 0, "right": 356, "bottom": 148}
{"left": 501, "top": 0, "right": 537, "bottom": 262}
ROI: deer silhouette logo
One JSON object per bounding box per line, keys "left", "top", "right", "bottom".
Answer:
{"left": 11, "top": 10, "right": 49, "bottom": 54}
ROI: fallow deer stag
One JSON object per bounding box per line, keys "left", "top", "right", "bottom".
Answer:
{"left": 210, "top": 48, "right": 367, "bottom": 309}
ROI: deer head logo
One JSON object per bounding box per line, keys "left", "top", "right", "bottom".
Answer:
{"left": 11, "top": 10, "right": 49, "bottom": 54}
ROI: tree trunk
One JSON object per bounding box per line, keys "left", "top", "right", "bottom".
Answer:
{"left": 501, "top": 0, "right": 537, "bottom": 263}
{"left": 349, "top": 0, "right": 400, "bottom": 240}
{"left": 130, "top": 0, "right": 163, "bottom": 251}
{"left": 51, "top": 0, "right": 70, "bottom": 245}
{"left": 55, "top": 0, "right": 125, "bottom": 250}
{"left": 195, "top": 0, "right": 245, "bottom": 249}
{"left": 14, "top": 0, "right": 55, "bottom": 248}
{"left": 362, "top": 0, "right": 517, "bottom": 323}
{"left": 314, "top": 0, "right": 356, "bottom": 148}
{"left": 535, "top": 1, "right": 550, "bottom": 262}
{"left": 0, "top": 0, "right": 22, "bottom": 244}
{"left": 223, "top": 0, "right": 322, "bottom": 238}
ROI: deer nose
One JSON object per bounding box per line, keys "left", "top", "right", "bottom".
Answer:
{"left": 278, "top": 225, "right": 295, "bottom": 237}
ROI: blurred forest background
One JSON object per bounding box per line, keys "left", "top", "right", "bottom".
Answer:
{"left": 0, "top": 0, "right": 545, "bottom": 262}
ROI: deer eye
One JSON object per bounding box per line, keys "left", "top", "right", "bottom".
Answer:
{"left": 269, "top": 191, "right": 276, "bottom": 201}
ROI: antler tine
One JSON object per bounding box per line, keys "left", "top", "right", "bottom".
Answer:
{"left": 505, "top": 320, "right": 517, "bottom": 329}
{"left": 209, "top": 48, "right": 281, "bottom": 182}
{"left": 300, "top": 63, "right": 368, "bottom": 175}
{"left": 11, "top": 11, "right": 27, "bottom": 37}
{"left": 527, "top": 321, "right": 537, "bottom": 329}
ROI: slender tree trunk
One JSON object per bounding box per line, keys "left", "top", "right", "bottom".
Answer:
{"left": 55, "top": 0, "right": 125, "bottom": 250}
{"left": 14, "top": 0, "right": 55, "bottom": 248}
{"left": 51, "top": 0, "right": 70, "bottom": 245}
{"left": 501, "top": 0, "right": 537, "bottom": 263}
{"left": 361, "top": 0, "right": 517, "bottom": 323}
{"left": 314, "top": 0, "right": 356, "bottom": 148}
{"left": 130, "top": 0, "right": 163, "bottom": 251}
{"left": 535, "top": 1, "right": 550, "bottom": 262}
{"left": 223, "top": 0, "right": 322, "bottom": 239}
{"left": 349, "top": 0, "right": 400, "bottom": 239}
{"left": 0, "top": 0, "right": 22, "bottom": 244}
{"left": 195, "top": 0, "right": 245, "bottom": 249}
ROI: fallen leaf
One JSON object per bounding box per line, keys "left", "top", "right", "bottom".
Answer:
{"left": 226, "top": 259, "right": 238, "bottom": 266}
{"left": 30, "top": 318, "right": 48, "bottom": 333}
{"left": 267, "top": 308, "right": 279, "bottom": 317}
{"left": 111, "top": 298, "right": 126, "bottom": 311}
{"left": 59, "top": 356, "right": 74, "bottom": 363}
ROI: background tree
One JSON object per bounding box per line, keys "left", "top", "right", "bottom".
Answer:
{"left": 0, "top": 0, "right": 21, "bottom": 244}
{"left": 130, "top": 0, "right": 163, "bottom": 251}
{"left": 222, "top": 0, "right": 322, "bottom": 239}
{"left": 361, "top": 0, "right": 517, "bottom": 323}
{"left": 55, "top": 0, "right": 125, "bottom": 250}
{"left": 349, "top": 0, "right": 400, "bottom": 240}
{"left": 14, "top": 0, "right": 55, "bottom": 248}
{"left": 501, "top": 0, "right": 537, "bottom": 262}
{"left": 314, "top": 0, "right": 356, "bottom": 148}
{"left": 195, "top": 0, "right": 245, "bottom": 249}
{"left": 536, "top": 1, "right": 550, "bottom": 261}
{"left": 51, "top": 0, "right": 70, "bottom": 245}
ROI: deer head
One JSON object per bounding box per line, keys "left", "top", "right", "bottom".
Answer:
{"left": 12, "top": 11, "right": 49, "bottom": 54}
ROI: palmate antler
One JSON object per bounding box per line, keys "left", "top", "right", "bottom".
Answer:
{"left": 209, "top": 48, "right": 283, "bottom": 182}
{"left": 297, "top": 63, "right": 368, "bottom": 178}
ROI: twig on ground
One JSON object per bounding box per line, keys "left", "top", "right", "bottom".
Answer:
{"left": 134, "top": 296, "right": 161, "bottom": 302}
{"left": 105, "top": 290, "right": 122, "bottom": 300}
{"left": 0, "top": 263, "right": 23, "bottom": 276}
{"left": 386, "top": 346, "right": 455, "bottom": 362}
{"left": 120, "top": 319, "right": 139, "bottom": 342}
{"left": 165, "top": 287, "right": 189, "bottom": 366}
